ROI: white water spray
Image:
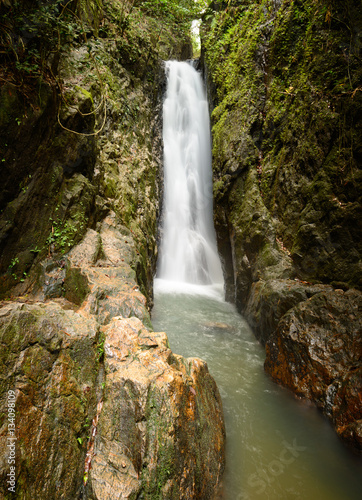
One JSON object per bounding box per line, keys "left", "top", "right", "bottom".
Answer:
{"left": 155, "top": 61, "right": 224, "bottom": 295}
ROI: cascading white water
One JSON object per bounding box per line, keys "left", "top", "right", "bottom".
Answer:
{"left": 155, "top": 60, "right": 224, "bottom": 294}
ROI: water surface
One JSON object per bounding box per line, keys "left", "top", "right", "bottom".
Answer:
{"left": 152, "top": 284, "right": 362, "bottom": 500}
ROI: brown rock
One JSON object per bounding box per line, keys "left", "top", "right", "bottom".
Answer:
{"left": 244, "top": 278, "right": 333, "bottom": 344}
{"left": 87, "top": 317, "right": 225, "bottom": 499}
{"left": 265, "top": 289, "right": 362, "bottom": 453}
{"left": 63, "top": 217, "right": 152, "bottom": 328}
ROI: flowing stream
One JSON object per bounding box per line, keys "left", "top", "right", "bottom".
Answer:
{"left": 152, "top": 61, "right": 362, "bottom": 499}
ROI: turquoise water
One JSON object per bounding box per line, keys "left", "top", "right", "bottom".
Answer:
{"left": 152, "top": 285, "right": 362, "bottom": 499}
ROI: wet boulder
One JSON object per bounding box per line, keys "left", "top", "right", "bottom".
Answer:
{"left": 265, "top": 289, "right": 362, "bottom": 453}
{"left": 0, "top": 218, "right": 226, "bottom": 498}
{"left": 245, "top": 279, "right": 332, "bottom": 344}
{"left": 87, "top": 317, "right": 225, "bottom": 499}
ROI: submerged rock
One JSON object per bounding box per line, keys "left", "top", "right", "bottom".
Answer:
{"left": 203, "top": 321, "right": 235, "bottom": 332}
{"left": 265, "top": 289, "right": 362, "bottom": 453}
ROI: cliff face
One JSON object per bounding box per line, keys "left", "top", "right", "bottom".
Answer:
{"left": 202, "top": 0, "right": 362, "bottom": 453}
{"left": 0, "top": 0, "right": 191, "bottom": 303}
{"left": 0, "top": 1, "right": 226, "bottom": 498}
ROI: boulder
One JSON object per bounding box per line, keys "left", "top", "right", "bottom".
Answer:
{"left": 244, "top": 279, "right": 332, "bottom": 344}
{"left": 87, "top": 317, "right": 225, "bottom": 499}
{"left": 265, "top": 289, "right": 362, "bottom": 453}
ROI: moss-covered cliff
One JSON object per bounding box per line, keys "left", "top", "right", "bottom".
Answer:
{"left": 203, "top": 0, "right": 361, "bottom": 300}
{"left": 202, "top": 0, "right": 362, "bottom": 452}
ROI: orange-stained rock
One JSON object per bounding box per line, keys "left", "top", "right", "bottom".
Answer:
{"left": 87, "top": 317, "right": 225, "bottom": 499}
{"left": 265, "top": 288, "right": 362, "bottom": 454}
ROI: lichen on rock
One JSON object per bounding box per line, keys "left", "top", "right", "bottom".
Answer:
{"left": 0, "top": 301, "right": 99, "bottom": 499}
{"left": 0, "top": 209, "right": 226, "bottom": 499}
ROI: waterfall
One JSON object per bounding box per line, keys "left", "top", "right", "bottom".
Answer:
{"left": 155, "top": 60, "right": 224, "bottom": 296}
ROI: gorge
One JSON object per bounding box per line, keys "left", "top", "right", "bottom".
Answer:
{"left": 0, "top": 0, "right": 361, "bottom": 498}
{"left": 152, "top": 59, "right": 361, "bottom": 499}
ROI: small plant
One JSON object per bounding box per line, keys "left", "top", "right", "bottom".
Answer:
{"left": 96, "top": 333, "right": 106, "bottom": 361}
{"left": 46, "top": 212, "right": 87, "bottom": 254}
{"left": 9, "top": 257, "right": 19, "bottom": 268}
{"left": 8, "top": 257, "right": 19, "bottom": 279}
{"left": 97, "top": 341, "right": 105, "bottom": 361}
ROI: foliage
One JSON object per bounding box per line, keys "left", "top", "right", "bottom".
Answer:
{"left": 0, "top": 0, "right": 105, "bottom": 93}
{"left": 0, "top": 1, "right": 77, "bottom": 81}
{"left": 46, "top": 210, "right": 87, "bottom": 254}
{"left": 0, "top": 0, "right": 200, "bottom": 90}
{"left": 141, "top": 0, "right": 197, "bottom": 22}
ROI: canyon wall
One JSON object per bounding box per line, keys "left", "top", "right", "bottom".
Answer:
{"left": 202, "top": 0, "right": 362, "bottom": 453}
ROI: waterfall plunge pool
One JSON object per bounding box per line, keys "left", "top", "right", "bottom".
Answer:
{"left": 152, "top": 286, "right": 362, "bottom": 499}
{"left": 153, "top": 60, "right": 362, "bottom": 498}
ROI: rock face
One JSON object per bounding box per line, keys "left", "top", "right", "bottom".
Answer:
{"left": 202, "top": 0, "right": 362, "bottom": 453}
{"left": 265, "top": 289, "right": 362, "bottom": 452}
{"left": 0, "top": 301, "right": 99, "bottom": 499}
{"left": 0, "top": 214, "right": 225, "bottom": 499}
{"left": 0, "top": 2, "right": 226, "bottom": 497}
{"left": 87, "top": 318, "right": 224, "bottom": 500}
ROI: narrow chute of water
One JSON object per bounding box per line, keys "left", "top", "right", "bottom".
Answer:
{"left": 155, "top": 61, "right": 224, "bottom": 298}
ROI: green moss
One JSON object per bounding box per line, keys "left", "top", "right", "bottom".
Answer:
{"left": 64, "top": 267, "right": 90, "bottom": 305}
{"left": 202, "top": 0, "right": 362, "bottom": 289}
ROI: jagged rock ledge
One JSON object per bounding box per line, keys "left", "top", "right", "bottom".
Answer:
{"left": 0, "top": 214, "right": 225, "bottom": 499}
